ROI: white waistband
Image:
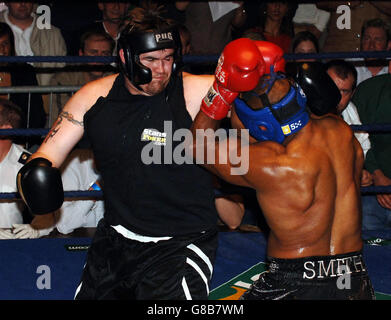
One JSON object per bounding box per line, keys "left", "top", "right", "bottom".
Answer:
{"left": 111, "top": 225, "right": 172, "bottom": 243}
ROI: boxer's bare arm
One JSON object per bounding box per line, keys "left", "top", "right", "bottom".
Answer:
{"left": 182, "top": 72, "right": 215, "bottom": 120}
{"left": 191, "top": 110, "right": 285, "bottom": 188}
{"left": 31, "top": 74, "right": 118, "bottom": 167}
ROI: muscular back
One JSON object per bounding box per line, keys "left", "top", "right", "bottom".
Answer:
{"left": 249, "top": 114, "right": 364, "bottom": 258}
{"left": 203, "top": 76, "right": 365, "bottom": 259}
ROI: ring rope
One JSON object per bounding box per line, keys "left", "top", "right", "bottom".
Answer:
{"left": 0, "top": 50, "right": 389, "bottom": 64}
{"left": 0, "top": 185, "right": 390, "bottom": 202}
{"left": 2, "top": 123, "right": 391, "bottom": 137}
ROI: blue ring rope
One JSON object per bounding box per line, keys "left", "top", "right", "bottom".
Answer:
{"left": 2, "top": 124, "right": 391, "bottom": 137}
{"left": 0, "top": 50, "right": 390, "bottom": 64}
{"left": 0, "top": 185, "right": 390, "bottom": 201}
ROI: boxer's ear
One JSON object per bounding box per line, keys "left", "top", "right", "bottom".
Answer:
{"left": 119, "top": 49, "right": 125, "bottom": 64}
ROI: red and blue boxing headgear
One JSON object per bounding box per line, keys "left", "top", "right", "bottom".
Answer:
{"left": 118, "top": 25, "right": 182, "bottom": 87}
{"left": 234, "top": 74, "right": 309, "bottom": 144}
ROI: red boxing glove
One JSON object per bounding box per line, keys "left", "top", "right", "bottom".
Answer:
{"left": 201, "top": 82, "right": 238, "bottom": 120}
{"left": 215, "top": 38, "right": 265, "bottom": 92}
{"left": 201, "top": 38, "right": 265, "bottom": 120}
{"left": 254, "top": 41, "right": 285, "bottom": 74}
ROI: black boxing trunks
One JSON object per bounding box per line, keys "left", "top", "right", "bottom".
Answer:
{"left": 240, "top": 251, "right": 375, "bottom": 300}
{"left": 74, "top": 219, "right": 218, "bottom": 300}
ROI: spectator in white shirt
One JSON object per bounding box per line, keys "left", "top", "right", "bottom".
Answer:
{"left": 326, "top": 59, "right": 372, "bottom": 186}
{"left": 0, "top": 3, "right": 67, "bottom": 120}
{"left": 0, "top": 98, "right": 30, "bottom": 239}
{"left": 0, "top": 3, "right": 67, "bottom": 86}
{"left": 11, "top": 148, "right": 105, "bottom": 239}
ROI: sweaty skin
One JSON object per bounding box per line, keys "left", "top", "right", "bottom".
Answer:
{"left": 191, "top": 77, "right": 364, "bottom": 259}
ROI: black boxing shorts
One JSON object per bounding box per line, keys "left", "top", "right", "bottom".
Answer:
{"left": 240, "top": 251, "right": 375, "bottom": 300}
{"left": 74, "top": 219, "right": 218, "bottom": 300}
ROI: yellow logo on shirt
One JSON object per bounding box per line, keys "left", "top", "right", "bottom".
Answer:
{"left": 141, "top": 128, "right": 167, "bottom": 146}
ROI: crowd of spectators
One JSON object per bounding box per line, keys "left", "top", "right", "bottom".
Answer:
{"left": 0, "top": 1, "right": 389, "bottom": 122}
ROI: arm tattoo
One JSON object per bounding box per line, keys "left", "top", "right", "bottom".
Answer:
{"left": 43, "top": 111, "right": 84, "bottom": 143}
{"left": 60, "top": 111, "right": 84, "bottom": 127}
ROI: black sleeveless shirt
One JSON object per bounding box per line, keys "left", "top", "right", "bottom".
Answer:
{"left": 84, "top": 73, "right": 217, "bottom": 236}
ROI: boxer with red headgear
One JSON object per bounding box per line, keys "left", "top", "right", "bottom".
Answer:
{"left": 190, "top": 41, "right": 374, "bottom": 299}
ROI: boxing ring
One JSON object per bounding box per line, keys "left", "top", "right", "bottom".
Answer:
{"left": 0, "top": 53, "right": 391, "bottom": 300}
{"left": 0, "top": 228, "right": 389, "bottom": 300}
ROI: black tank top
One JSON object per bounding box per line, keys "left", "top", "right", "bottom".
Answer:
{"left": 84, "top": 73, "right": 217, "bottom": 236}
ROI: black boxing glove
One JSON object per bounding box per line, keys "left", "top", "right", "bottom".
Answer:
{"left": 17, "top": 157, "right": 64, "bottom": 215}
{"left": 293, "top": 62, "right": 341, "bottom": 116}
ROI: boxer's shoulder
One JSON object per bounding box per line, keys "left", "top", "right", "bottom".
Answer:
{"left": 313, "top": 113, "right": 353, "bottom": 136}
{"left": 67, "top": 73, "right": 119, "bottom": 114}
{"left": 82, "top": 73, "right": 118, "bottom": 96}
